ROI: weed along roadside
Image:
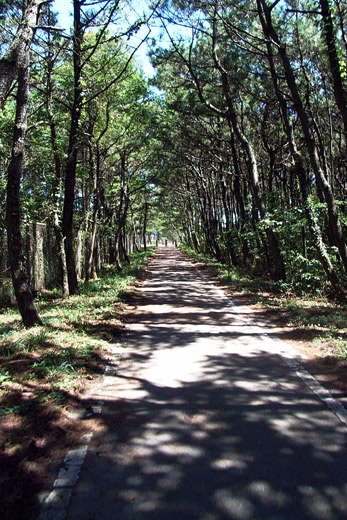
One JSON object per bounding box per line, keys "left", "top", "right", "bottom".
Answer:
{"left": 0, "top": 248, "right": 155, "bottom": 520}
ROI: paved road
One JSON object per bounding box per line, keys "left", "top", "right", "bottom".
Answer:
{"left": 53, "top": 248, "right": 346, "bottom": 519}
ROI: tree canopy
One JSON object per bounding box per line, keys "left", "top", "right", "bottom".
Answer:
{"left": 0, "top": 0, "right": 347, "bottom": 323}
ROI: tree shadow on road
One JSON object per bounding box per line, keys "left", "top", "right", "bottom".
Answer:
{"left": 63, "top": 349, "right": 347, "bottom": 520}
{"left": 47, "top": 247, "right": 347, "bottom": 520}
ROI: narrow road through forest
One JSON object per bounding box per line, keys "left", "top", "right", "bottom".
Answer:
{"left": 46, "top": 248, "right": 346, "bottom": 520}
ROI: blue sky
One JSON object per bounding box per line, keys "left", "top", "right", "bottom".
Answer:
{"left": 52, "top": 0, "right": 155, "bottom": 76}
{"left": 52, "top": 0, "right": 72, "bottom": 31}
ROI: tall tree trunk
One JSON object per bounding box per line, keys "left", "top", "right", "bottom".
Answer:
{"left": 257, "top": 0, "right": 347, "bottom": 276}
{"left": 230, "top": 129, "right": 250, "bottom": 266}
{"left": 32, "top": 222, "right": 45, "bottom": 292}
{"left": 143, "top": 199, "right": 148, "bottom": 251}
{"left": 25, "top": 222, "right": 32, "bottom": 287}
{"left": 0, "top": 0, "right": 43, "bottom": 104}
{"left": 120, "top": 230, "right": 130, "bottom": 264}
{"left": 209, "top": 16, "right": 286, "bottom": 281}
{"left": 85, "top": 216, "right": 98, "bottom": 281}
{"left": 6, "top": 57, "right": 42, "bottom": 326}
{"left": 114, "top": 153, "right": 129, "bottom": 271}
{"left": 62, "top": 0, "right": 82, "bottom": 295}
{"left": 226, "top": 94, "right": 285, "bottom": 280}
{"left": 131, "top": 218, "right": 141, "bottom": 251}
{"left": 75, "top": 226, "right": 84, "bottom": 280}
{"left": 259, "top": 9, "right": 346, "bottom": 299}
{"left": 46, "top": 47, "right": 69, "bottom": 298}
{"left": 85, "top": 142, "right": 98, "bottom": 282}
{"left": 319, "top": 0, "right": 347, "bottom": 136}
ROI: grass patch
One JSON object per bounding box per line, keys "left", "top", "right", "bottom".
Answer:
{"left": 0, "top": 247, "right": 154, "bottom": 520}
{"left": 265, "top": 296, "right": 347, "bottom": 359}
{"left": 0, "top": 248, "right": 154, "bottom": 407}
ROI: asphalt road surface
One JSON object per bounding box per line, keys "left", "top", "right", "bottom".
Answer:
{"left": 43, "top": 247, "right": 347, "bottom": 520}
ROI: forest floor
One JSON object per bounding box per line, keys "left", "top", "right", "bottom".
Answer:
{"left": 0, "top": 247, "right": 346, "bottom": 519}
{"left": 0, "top": 250, "right": 153, "bottom": 520}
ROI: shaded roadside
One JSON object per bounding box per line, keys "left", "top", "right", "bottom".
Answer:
{"left": 0, "top": 251, "right": 153, "bottom": 520}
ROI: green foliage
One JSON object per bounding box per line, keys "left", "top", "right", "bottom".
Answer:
{"left": 1, "top": 0, "right": 347, "bottom": 311}
{"left": 0, "top": 402, "right": 34, "bottom": 417}
{"left": 280, "top": 252, "right": 325, "bottom": 295}
{"left": 0, "top": 248, "right": 154, "bottom": 417}
{"left": 0, "top": 369, "right": 12, "bottom": 384}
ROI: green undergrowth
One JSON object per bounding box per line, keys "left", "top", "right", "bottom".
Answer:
{"left": 183, "top": 247, "right": 347, "bottom": 361}
{"left": 182, "top": 247, "right": 271, "bottom": 296}
{"left": 0, "top": 248, "right": 154, "bottom": 520}
{"left": 0, "top": 248, "right": 154, "bottom": 414}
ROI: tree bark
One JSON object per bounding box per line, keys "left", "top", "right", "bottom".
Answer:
{"left": 85, "top": 142, "right": 99, "bottom": 282}
{"left": 207, "top": 13, "right": 286, "bottom": 280}
{"left": 62, "top": 0, "right": 82, "bottom": 295}
{"left": 257, "top": 0, "right": 347, "bottom": 277}
{"left": 114, "top": 153, "right": 129, "bottom": 271}
{"left": 319, "top": 0, "right": 347, "bottom": 136}
{"left": 6, "top": 58, "right": 42, "bottom": 326}
{"left": 143, "top": 199, "right": 148, "bottom": 251}
{"left": 0, "top": 0, "right": 43, "bottom": 105}
{"left": 230, "top": 129, "right": 250, "bottom": 266}
{"left": 224, "top": 83, "right": 286, "bottom": 280}
{"left": 258, "top": 4, "right": 346, "bottom": 299}
{"left": 46, "top": 45, "right": 69, "bottom": 298}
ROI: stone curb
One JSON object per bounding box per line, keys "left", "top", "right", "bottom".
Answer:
{"left": 37, "top": 343, "right": 126, "bottom": 520}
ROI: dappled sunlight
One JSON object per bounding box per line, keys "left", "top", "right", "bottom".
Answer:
{"left": 63, "top": 249, "right": 346, "bottom": 520}
{"left": 69, "top": 361, "right": 346, "bottom": 518}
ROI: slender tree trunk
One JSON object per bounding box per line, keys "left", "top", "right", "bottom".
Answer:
{"left": 6, "top": 58, "right": 42, "bottom": 326}
{"left": 53, "top": 215, "right": 69, "bottom": 296}
{"left": 75, "top": 226, "right": 84, "bottom": 280}
{"left": 32, "top": 222, "right": 45, "bottom": 292}
{"left": 25, "top": 222, "right": 32, "bottom": 286}
{"left": 114, "top": 237, "right": 122, "bottom": 271}
{"left": 85, "top": 217, "right": 98, "bottom": 281}
{"left": 230, "top": 130, "right": 249, "bottom": 266}
{"left": 227, "top": 100, "right": 285, "bottom": 281}
{"left": 85, "top": 143, "right": 98, "bottom": 282}
{"left": 319, "top": 0, "right": 347, "bottom": 136}
{"left": 114, "top": 154, "right": 128, "bottom": 271}
{"left": 259, "top": 9, "right": 346, "bottom": 299}
{"left": 335, "top": 0, "right": 347, "bottom": 57}
{"left": 0, "top": 0, "right": 42, "bottom": 104}
{"left": 143, "top": 199, "right": 148, "bottom": 251}
{"left": 46, "top": 50, "right": 69, "bottom": 298}
{"left": 62, "top": 0, "right": 82, "bottom": 295}
{"left": 257, "top": 0, "right": 347, "bottom": 276}
{"left": 209, "top": 17, "right": 285, "bottom": 280}
{"left": 219, "top": 168, "right": 239, "bottom": 266}
{"left": 120, "top": 231, "right": 130, "bottom": 264}
{"left": 131, "top": 218, "right": 141, "bottom": 251}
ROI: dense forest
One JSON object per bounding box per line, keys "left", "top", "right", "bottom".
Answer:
{"left": 1, "top": 0, "right": 347, "bottom": 325}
